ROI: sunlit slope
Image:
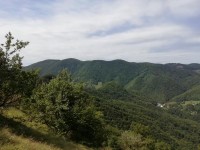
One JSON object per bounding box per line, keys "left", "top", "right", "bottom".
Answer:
{"left": 0, "top": 108, "right": 89, "bottom": 150}
{"left": 25, "top": 59, "right": 200, "bottom": 102}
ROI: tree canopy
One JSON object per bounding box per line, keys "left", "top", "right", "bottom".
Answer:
{"left": 23, "top": 70, "right": 107, "bottom": 146}
{"left": 0, "top": 32, "right": 38, "bottom": 108}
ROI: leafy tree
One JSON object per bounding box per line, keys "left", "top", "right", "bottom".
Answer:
{"left": 40, "top": 74, "right": 56, "bottom": 83}
{"left": 198, "top": 144, "right": 200, "bottom": 150}
{"left": 118, "top": 131, "right": 149, "bottom": 150}
{"left": 0, "top": 32, "right": 38, "bottom": 108}
{"left": 25, "top": 70, "right": 107, "bottom": 146}
{"left": 130, "top": 123, "right": 150, "bottom": 137}
{"left": 154, "top": 142, "right": 171, "bottom": 150}
{"left": 118, "top": 130, "right": 171, "bottom": 150}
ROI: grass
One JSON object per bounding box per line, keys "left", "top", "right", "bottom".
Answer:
{"left": 0, "top": 128, "right": 61, "bottom": 150}
{"left": 165, "top": 100, "right": 200, "bottom": 107}
{"left": 0, "top": 108, "right": 90, "bottom": 150}
{"left": 181, "top": 100, "right": 200, "bottom": 106}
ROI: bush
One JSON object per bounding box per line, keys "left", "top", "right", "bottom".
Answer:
{"left": 23, "top": 70, "right": 107, "bottom": 147}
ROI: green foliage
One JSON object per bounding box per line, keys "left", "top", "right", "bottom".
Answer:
{"left": 171, "top": 85, "right": 200, "bottom": 102}
{"left": 118, "top": 131, "right": 147, "bottom": 150}
{"left": 165, "top": 100, "right": 200, "bottom": 124}
{"left": 130, "top": 123, "right": 150, "bottom": 137}
{"left": 97, "top": 81, "right": 131, "bottom": 100}
{"left": 23, "top": 70, "right": 107, "bottom": 147}
{"left": 0, "top": 108, "right": 90, "bottom": 150}
{"left": 40, "top": 74, "right": 56, "bottom": 83}
{"left": 24, "top": 58, "right": 200, "bottom": 149}
{"left": 25, "top": 59, "right": 200, "bottom": 102}
{"left": 117, "top": 130, "right": 171, "bottom": 150}
{"left": 0, "top": 32, "right": 38, "bottom": 108}
{"left": 3, "top": 35, "right": 200, "bottom": 149}
{"left": 89, "top": 87, "right": 200, "bottom": 150}
{"left": 154, "top": 142, "right": 171, "bottom": 150}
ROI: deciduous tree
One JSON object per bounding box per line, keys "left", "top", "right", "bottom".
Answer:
{"left": 0, "top": 32, "right": 38, "bottom": 108}
{"left": 25, "top": 70, "right": 107, "bottom": 146}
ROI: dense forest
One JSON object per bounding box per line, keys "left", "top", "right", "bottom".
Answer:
{"left": 1, "top": 33, "right": 200, "bottom": 150}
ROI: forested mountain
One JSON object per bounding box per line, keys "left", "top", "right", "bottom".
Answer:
{"left": 171, "top": 85, "right": 200, "bottom": 102}
{"left": 22, "top": 58, "right": 200, "bottom": 149}
{"left": 87, "top": 83, "right": 200, "bottom": 149}
{"left": 25, "top": 58, "right": 200, "bottom": 102}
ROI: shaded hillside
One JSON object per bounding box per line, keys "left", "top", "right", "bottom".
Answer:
{"left": 171, "top": 85, "right": 200, "bottom": 102}
{"left": 87, "top": 85, "right": 200, "bottom": 150}
{"left": 25, "top": 59, "right": 200, "bottom": 102}
{"left": 0, "top": 108, "right": 89, "bottom": 150}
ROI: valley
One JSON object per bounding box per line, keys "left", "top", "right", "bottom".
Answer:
{"left": 23, "top": 58, "right": 200, "bottom": 149}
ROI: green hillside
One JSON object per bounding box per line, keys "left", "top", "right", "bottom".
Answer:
{"left": 25, "top": 59, "right": 200, "bottom": 102}
{"left": 0, "top": 108, "right": 89, "bottom": 150}
{"left": 87, "top": 84, "right": 200, "bottom": 149}
{"left": 22, "top": 58, "right": 200, "bottom": 149}
{"left": 4, "top": 32, "right": 200, "bottom": 150}
{"left": 171, "top": 85, "right": 200, "bottom": 102}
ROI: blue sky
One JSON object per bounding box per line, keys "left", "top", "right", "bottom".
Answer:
{"left": 0, "top": 0, "right": 200, "bottom": 65}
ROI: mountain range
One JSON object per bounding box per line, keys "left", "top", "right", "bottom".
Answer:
{"left": 25, "top": 58, "right": 200, "bottom": 103}
{"left": 23, "top": 58, "right": 200, "bottom": 149}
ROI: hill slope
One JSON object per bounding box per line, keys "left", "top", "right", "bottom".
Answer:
{"left": 171, "top": 85, "right": 200, "bottom": 102}
{"left": 86, "top": 84, "right": 200, "bottom": 150}
{"left": 25, "top": 59, "right": 200, "bottom": 102}
{"left": 0, "top": 108, "right": 89, "bottom": 150}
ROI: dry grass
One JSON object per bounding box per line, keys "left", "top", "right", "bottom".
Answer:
{"left": 0, "top": 128, "right": 61, "bottom": 150}
{"left": 0, "top": 108, "right": 90, "bottom": 150}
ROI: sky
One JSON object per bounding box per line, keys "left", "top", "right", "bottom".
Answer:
{"left": 0, "top": 0, "right": 200, "bottom": 65}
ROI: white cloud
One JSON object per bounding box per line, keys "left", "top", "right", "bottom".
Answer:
{"left": 0, "top": 0, "right": 199, "bottom": 65}
{"left": 167, "top": 0, "right": 200, "bottom": 17}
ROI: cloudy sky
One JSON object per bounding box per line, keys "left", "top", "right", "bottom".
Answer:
{"left": 0, "top": 0, "right": 200, "bottom": 65}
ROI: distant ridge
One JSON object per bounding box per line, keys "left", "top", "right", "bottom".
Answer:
{"left": 25, "top": 58, "right": 200, "bottom": 102}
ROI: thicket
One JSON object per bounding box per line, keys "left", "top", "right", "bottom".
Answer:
{"left": 22, "top": 70, "right": 107, "bottom": 147}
